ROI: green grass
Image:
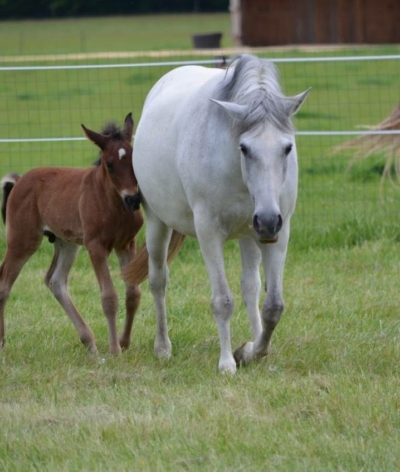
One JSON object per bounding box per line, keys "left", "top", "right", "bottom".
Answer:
{"left": 1, "top": 237, "right": 400, "bottom": 470}
{"left": 0, "top": 14, "right": 233, "bottom": 55}
{"left": 1, "top": 13, "right": 400, "bottom": 471}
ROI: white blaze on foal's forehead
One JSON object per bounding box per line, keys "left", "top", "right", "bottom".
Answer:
{"left": 118, "top": 148, "right": 126, "bottom": 159}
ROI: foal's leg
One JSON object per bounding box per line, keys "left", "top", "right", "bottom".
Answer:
{"left": 85, "top": 240, "right": 121, "bottom": 354}
{"left": 115, "top": 244, "right": 141, "bottom": 350}
{"left": 195, "top": 214, "right": 236, "bottom": 374}
{"left": 0, "top": 238, "right": 41, "bottom": 348}
{"left": 239, "top": 238, "right": 262, "bottom": 341}
{"left": 145, "top": 209, "right": 173, "bottom": 359}
{"left": 234, "top": 223, "right": 290, "bottom": 365}
{"left": 44, "top": 239, "right": 97, "bottom": 352}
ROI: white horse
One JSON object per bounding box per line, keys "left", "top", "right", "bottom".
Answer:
{"left": 124, "top": 54, "right": 310, "bottom": 373}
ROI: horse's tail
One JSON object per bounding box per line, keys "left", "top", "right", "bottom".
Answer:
{"left": 122, "top": 230, "right": 186, "bottom": 285}
{"left": 1, "top": 172, "right": 21, "bottom": 225}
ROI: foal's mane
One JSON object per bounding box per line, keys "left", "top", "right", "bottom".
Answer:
{"left": 216, "top": 54, "right": 293, "bottom": 133}
{"left": 101, "top": 121, "right": 125, "bottom": 140}
{"left": 93, "top": 121, "right": 127, "bottom": 167}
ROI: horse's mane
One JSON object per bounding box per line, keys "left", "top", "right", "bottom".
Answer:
{"left": 216, "top": 54, "right": 293, "bottom": 133}
{"left": 101, "top": 121, "right": 124, "bottom": 140}
{"left": 93, "top": 121, "right": 126, "bottom": 167}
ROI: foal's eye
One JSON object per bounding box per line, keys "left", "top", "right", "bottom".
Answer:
{"left": 105, "top": 161, "right": 114, "bottom": 172}
{"left": 284, "top": 144, "right": 293, "bottom": 156}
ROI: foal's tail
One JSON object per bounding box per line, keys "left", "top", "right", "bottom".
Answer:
{"left": 1, "top": 172, "right": 21, "bottom": 224}
{"left": 122, "top": 230, "right": 186, "bottom": 285}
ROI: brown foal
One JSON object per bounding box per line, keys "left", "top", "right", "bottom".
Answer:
{"left": 0, "top": 113, "right": 143, "bottom": 355}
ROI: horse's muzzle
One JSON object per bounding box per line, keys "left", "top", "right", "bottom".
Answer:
{"left": 124, "top": 193, "right": 141, "bottom": 211}
{"left": 253, "top": 213, "right": 282, "bottom": 243}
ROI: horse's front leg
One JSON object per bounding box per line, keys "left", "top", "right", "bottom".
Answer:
{"left": 238, "top": 237, "right": 262, "bottom": 341}
{"left": 195, "top": 216, "right": 236, "bottom": 374}
{"left": 86, "top": 241, "right": 121, "bottom": 355}
{"left": 115, "top": 243, "right": 141, "bottom": 350}
{"left": 234, "top": 223, "right": 289, "bottom": 366}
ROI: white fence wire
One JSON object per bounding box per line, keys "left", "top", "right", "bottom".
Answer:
{"left": 1, "top": 54, "right": 400, "bottom": 142}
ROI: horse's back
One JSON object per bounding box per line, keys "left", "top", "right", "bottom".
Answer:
{"left": 134, "top": 66, "right": 224, "bottom": 235}
{"left": 144, "top": 65, "right": 222, "bottom": 109}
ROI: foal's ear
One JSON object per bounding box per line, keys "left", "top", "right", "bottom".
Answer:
{"left": 123, "top": 112, "right": 134, "bottom": 143}
{"left": 81, "top": 124, "right": 108, "bottom": 150}
{"left": 284, "top": 87, "right": 311, "bottom": 116}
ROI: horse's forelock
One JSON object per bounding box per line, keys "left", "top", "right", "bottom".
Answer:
{"left": 217, "top": 55, "right": 293, "bottom": 133}
{"left": 100, "top": 121, "right": 124, "bottom": 140}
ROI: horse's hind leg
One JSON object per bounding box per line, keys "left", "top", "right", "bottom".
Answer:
{"left": 0, "top": 247, "right": 39, "bottom": 348}
{"left": 145, "top": 210, "right": 173, "bottom": 359}
{"left": 45, "top": 239, "right": 97, "bottom": 353}
{"left": 115, "top": 243, "right": 141, "bottom": 350}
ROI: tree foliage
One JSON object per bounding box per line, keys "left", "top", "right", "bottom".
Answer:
{"left": 1, "top": 0, "right": 229, "bottom": 19}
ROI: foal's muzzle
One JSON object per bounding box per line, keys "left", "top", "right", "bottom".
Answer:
{"left": 253, "top": 212, "right": 282, "bottom": 243}
{"left": 124, "top": 193, "right": 141, "bottom": 211}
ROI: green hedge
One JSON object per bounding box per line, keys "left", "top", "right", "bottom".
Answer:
{"left": 0, "top": 0, "right": 229, "bottom": 19}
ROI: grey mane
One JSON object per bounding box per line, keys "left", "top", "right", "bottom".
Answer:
{"left": 216, "top": 54, "right": 293, "bottom": 133}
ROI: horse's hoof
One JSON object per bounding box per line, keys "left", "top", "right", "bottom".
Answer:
{"left": 119, "top": 338, "right": 131, "bottom": 351}
{"left": 154, "top": 337, "right": 172, "bottom": 359}
{"left": 218, "top": 360, "right": 237, "bottom": 374}
{"left": 154, "top": 347, "right": 172, "bottom": 360}
{"left": 86, "top": 344, "right": 98, "bottom": 355}
{"left": 110, "top": 346, "right": 122, "bottom": 355}
{"left": 233, "top": 342, "right": 254, "bottom": 367}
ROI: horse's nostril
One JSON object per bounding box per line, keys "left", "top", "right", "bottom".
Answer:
{"left": 252, "top": 214, "right": 260, "bottom": 232}
{"left": 276, "top": 214, "right": 282, "bottom": 233}
{"left": 253, "top": 212, "right": 282, "bottom": 237}
{"left": 124, "top": 193, "right": 141, "bottom": 211}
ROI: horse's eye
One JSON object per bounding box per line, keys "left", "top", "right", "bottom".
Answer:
{"left": 284, "top": 144, "right": 293, "bottom": 156}
{"left": 239, "top": 143, "right": 249, "bottom": 156}
{"left": 105, "top": 161, "right": 114, "bottom": 172}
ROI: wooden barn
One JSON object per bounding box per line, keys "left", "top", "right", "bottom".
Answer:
{"left": 230, "top": 0, "right": 400, "bottom": 46}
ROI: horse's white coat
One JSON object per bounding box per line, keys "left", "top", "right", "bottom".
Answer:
{"left": 133, "top": 55, "right": 309, "bottom": 373}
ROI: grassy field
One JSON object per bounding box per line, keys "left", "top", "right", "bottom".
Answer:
{"left": 1, "top": 14, "right": 400, "bottom": 471}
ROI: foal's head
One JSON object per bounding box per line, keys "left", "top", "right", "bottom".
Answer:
{"left": 82, "top": 113, "right": 140, "bottom": 211}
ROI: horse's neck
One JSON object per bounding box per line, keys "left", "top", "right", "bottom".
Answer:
{"left": 87, "top": 166, "right": 118, "bottom": 204}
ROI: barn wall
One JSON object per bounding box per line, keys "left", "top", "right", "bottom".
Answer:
{"left": 239, "top": 0, "right": 400, "bottom": 46}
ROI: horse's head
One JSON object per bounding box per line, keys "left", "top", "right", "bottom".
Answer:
{"left": 81, "top": 113, "right": 141, "bottom": 212}
{"left": 211, "top": 56, "right": 310, "bottom": 243}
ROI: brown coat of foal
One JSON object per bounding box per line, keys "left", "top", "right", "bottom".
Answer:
{"left": 0, "top": 113, "right": 143, "bottom": 355}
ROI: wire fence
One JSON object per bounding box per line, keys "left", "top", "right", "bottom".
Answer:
{"left": 1, "top": 51, "right": 400, "bottom": 234}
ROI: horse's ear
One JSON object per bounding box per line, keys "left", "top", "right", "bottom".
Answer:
{"left": 210, "top": 99, "right": 248, "bottom": 121}
{"left": 81, "top": 124, "right": 108, "bottom": 150}
{"left": 284, "top": 87, "right": 311, "bottom": 116}
{"left": 123, "top": 112, "right": 134, "bottom": 142}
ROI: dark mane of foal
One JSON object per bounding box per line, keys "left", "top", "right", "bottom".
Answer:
{"left": 93, "top": 121, "right": 128, "bottom": 167}
{"left": 215, "top": 54, "right": 294, "bottom": 134}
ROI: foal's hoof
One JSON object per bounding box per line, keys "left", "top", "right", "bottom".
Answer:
{"left": 110, "top": 345, "right": 122, "bottom": 355}
{"left": 233, "top": 342, "right": 254, "bottom": 367}
{"left": 119, "top": 338, "right": 131, "bottom": 351}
